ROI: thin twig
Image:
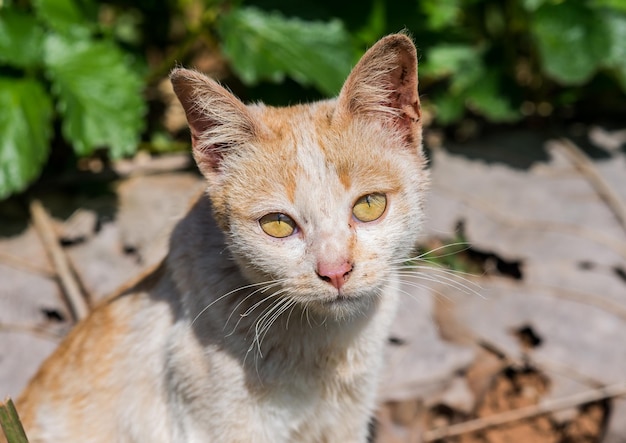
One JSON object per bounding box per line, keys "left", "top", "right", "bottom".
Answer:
{"left": 556, "top": 138, "right": 626, "bottom": 235}
{"left": 422, "top": 382, "right": 626, "bottom": 441}
{"left": 0, "top": 398, "right": 29, "bottom": 443}
{"left": 29, "top": 200, "right": 89, "bottom": 322}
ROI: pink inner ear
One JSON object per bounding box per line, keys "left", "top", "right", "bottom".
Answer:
{"left": 381, "top": 47, "right": 420, "bottom": 125}
{"left": 335, "top": 34, "right": 421, "bottom": 142}
{"left": 170, "top": 68, "right": 259, "bottom": 177}
{"left": 176, "top": 111, "right": 221, "bottom": 174}
{"left": 187, "top": 119, "right": 223, "bottom": 173}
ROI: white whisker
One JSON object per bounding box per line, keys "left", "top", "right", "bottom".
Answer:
{"left": 402, "top": 264, "right": 484, "bottom": 293}
{"left": 390, "top": 277, "right": 455, "bottom": 302}
{"left": 393, "top": 242, "right": 472, "bottom": 263}
{"left": 248, "top": 295, "right": 292, "bottom": 359}
{"left": 258, "top": 299, "right": 296, "bottom": 348}
{"left": 395, "top": 270, "right": 483, "bottom": 298}
{"left": 383, "top": 280, "right": 430, "bottom": 304}
{"left": 226, "top": 287, "right": 288, "bottom": 337}
{"left": 192, "top": 279, "right": 284, "bottom": 326}
{"left": 224, "top": 280, "right": 286, "bottom": 331}
{"left": 285, "top": 302, "right": 297, "bottom": 330}
{"left": 400, "top": 262, "right": 482, "bottom": 278}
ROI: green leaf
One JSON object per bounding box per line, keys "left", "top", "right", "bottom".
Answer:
{"left": 44, "top": 34, "right": 145, "bottom": 158}
{"left": 432, "top": 70, "right": 519, "bottom": 124}
{"left": 0, "top": 10, "right": 45, "bottom": 68}
{"left": 465, "top": 71, "right": 519, "bottom": 122}
{"left": 421, "top": 45, "right": 481, "bottom": 77}
{"left": 532, "top": 3, "right": 612, "bottom": 85}
{"left": 33, "top": 0, "right": 95, "bottom": 37}
{"left": 421, "top": 44, "right": 485, "bottom": 93}
{"left": 591, "top": 0, "right": 626, "bottom": 13}
{"left": 602, "top": 11, "right": 626, "bottom": 91}
{"left": 420, "top": 0, "right": 462, "bottom": 30}
{"left": 218, "top": 7, "right": 354, "bottom": 96}
{"left": 0, "top": 398, "right": 29, "bottom": 443}
{"left": 0, "top": 77, "right": 53, "bottom": 199}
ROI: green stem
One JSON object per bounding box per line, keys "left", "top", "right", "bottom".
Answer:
{"left": 0, "top": 398, "right": 29, "bottom": 443}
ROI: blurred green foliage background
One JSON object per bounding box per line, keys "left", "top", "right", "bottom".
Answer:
{"left": 1, "top": 0, "right": 625, "bottom": 199}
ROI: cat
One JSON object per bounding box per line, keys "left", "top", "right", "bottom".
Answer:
{"left": 13, "top": 33, "right": 428, "bottom": 443}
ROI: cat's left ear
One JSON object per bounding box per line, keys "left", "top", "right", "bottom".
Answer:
{"left": 335, "top": 33, "right": 421, "bottom": 145}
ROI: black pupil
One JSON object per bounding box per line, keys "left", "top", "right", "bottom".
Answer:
{"left": 365, "top": 195, "right": 372, "bottom": 207}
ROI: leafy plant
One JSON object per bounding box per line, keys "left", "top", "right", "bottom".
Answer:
{"left": 414, "top": 0, "right": 626, "bottom": 124}
{"left": 532, "top": 1, "right": 626, "bottom": 89}
{"left": 1, "top": 0, "right": 625, "bottom": 200}
{"left": 218, "top": 7, "right": 355, "bottom": 96}
{"left": 0, "top": 0, "right": 359, "bottom": 199}
{"left": 227, "top": 0, "right": 626, "bottom": 123}
{"left": 0, "top": 0, "right": 145, "bottom": 199}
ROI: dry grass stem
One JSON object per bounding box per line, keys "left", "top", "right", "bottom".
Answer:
{"left": 30, "top": 200, "right": 90, "bottom": 321}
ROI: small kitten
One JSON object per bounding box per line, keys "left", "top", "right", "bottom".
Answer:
{"left": 15, "top": 33, "right": 428, "bottom": 443}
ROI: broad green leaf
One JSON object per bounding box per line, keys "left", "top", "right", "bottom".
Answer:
{"left": 421, "top": 45, "right": 485, "bottom": 93}
{"left": 532, "top": 3, "right": 612, "bottom": 85}
{"left": 465, "top": 72, "right": 519, "bottom": 122}
{"left": 33, "top": 0, "right": 95, "bottom": 37}
{"left": 0, "top": 77, "right": 53, "bottom": 199}
{"left": 218, "top": 7, "right": 354, "bottom": 96}
{"left": 0, "top": 10, "right": 45, "bottom": 68}
{"left": 45, "top": 34, "right": 145, "bottom": 158}
{"left": 602, "top": 11, "right": 626, "bottom": 91}
{"left": 420, "top": 45, "right": 482, "bottom": 77}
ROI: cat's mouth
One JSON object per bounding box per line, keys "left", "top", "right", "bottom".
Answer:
{"left": 316, "top": 288, "right": 377, "bottom": 316}
{"left": 324, "top": 292, "right": 356, "bottom": 306}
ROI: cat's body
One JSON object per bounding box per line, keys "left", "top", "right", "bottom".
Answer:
{"left": 15, "top": 34, "right": 428, "bottom": 443}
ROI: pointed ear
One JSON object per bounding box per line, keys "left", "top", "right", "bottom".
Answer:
{"left": 335, "top": 34, "right": 421, "bottom": 144}
{"left": 170, "top": 68, "right": 258, "bottom": 180}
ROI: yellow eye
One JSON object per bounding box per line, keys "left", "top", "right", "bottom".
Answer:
{"left": 259, "top": 213, "right": 297, "bottom": 238}
{"left": 352, "top": 193, "right": 387, "bottom": 222}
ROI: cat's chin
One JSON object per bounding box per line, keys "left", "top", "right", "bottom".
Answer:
{"left": 305, "top": 290, "right": 380, "bottom": 321}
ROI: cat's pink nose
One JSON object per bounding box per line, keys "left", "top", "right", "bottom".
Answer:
{"left": 316, "top": 261, "right": 353, "bottom": 290}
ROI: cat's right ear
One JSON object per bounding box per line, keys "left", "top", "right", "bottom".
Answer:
{"left": 170, "top": 69, "right": 258, "bottom": 181}
{"left": 335, "top": 34, "right": 421, "bottom": 148}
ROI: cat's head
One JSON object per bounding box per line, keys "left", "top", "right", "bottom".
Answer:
{"left": 171, "top": 34, "right": 428, "bottom": 318}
